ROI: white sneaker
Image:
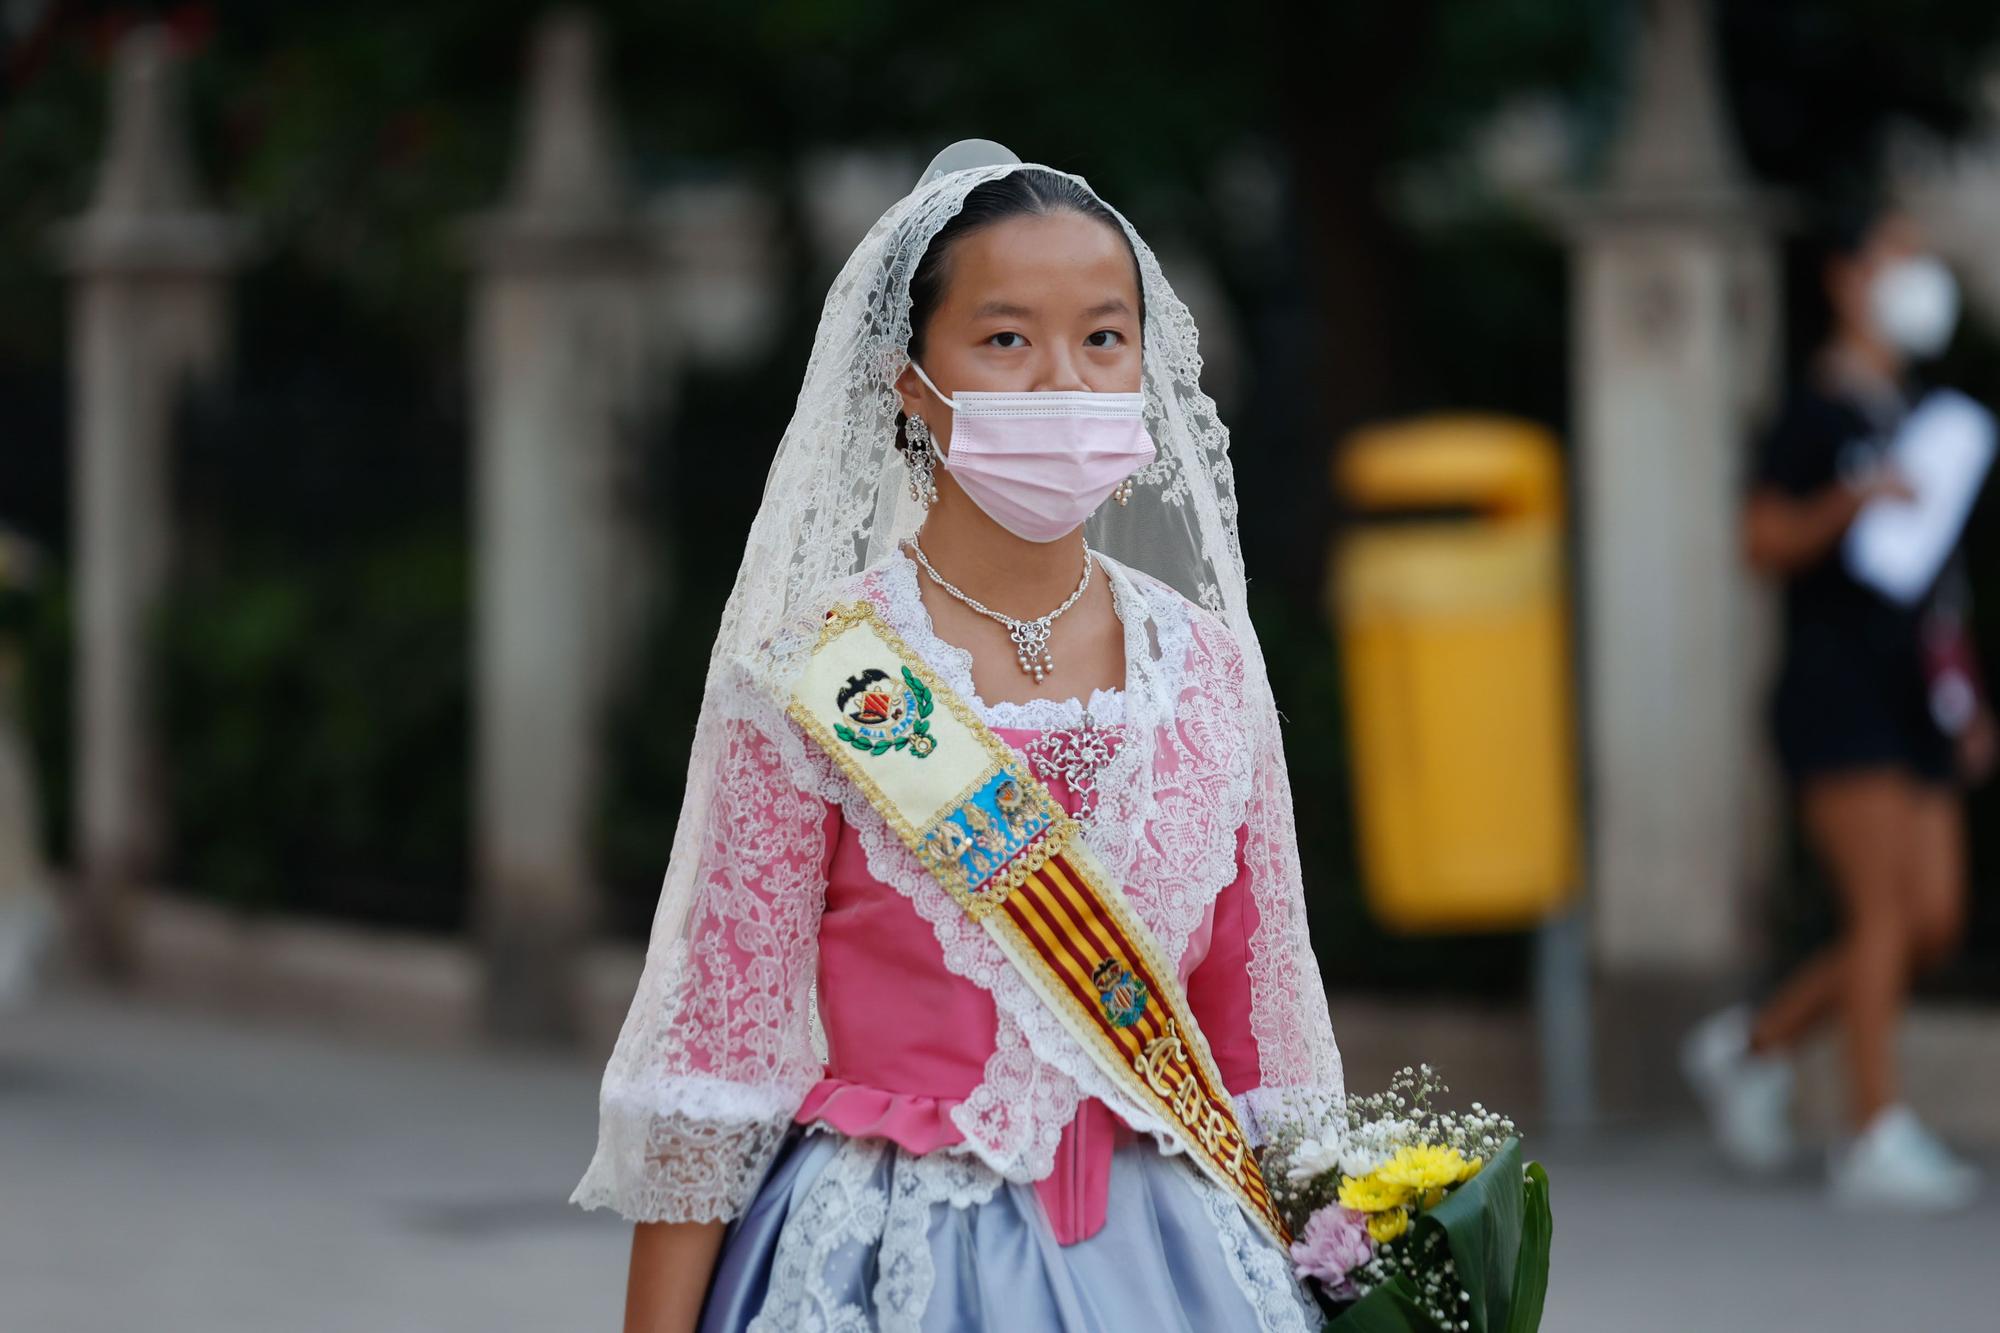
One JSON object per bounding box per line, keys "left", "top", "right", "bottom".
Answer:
{"left": 1829, "top": 1104, "right": 1983, "bottom": 1212}
{"left": 1680, "top": 1004, "right": 1797, "bottom": 1174}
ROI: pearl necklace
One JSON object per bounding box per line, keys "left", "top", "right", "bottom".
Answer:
{"left": 907, "top": 537, "right": 1092, "bottom": 682}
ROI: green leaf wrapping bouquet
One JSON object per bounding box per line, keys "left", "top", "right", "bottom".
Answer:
{"left": 1267, "top": 1066, "right": 1553, "bottom": 1331}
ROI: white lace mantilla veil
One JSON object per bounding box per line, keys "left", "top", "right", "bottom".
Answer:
{"left": 572, "top": 140, "right": 1345, "bottom": 1225}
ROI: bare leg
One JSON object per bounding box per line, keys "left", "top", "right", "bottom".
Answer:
{"left": 1767, "top": 771, "right": 1916, "bottom": 1130}
{"left": 1902, "top": 785, "right": 1968, "bottom": 975}
{"left": 1749, "top": 779, "right": 1961, "bottom": 1062}
{"left": 1747, "top": 945, "right": 1843, "bottom": 1055}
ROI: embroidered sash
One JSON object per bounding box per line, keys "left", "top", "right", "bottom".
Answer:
{"left": 788, "top": 600, "right": 1289, "bottom": 1246}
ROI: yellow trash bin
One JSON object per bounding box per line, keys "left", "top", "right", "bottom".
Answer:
{"left": 1328, "top": 414, "right": 1579, "bottom": 932}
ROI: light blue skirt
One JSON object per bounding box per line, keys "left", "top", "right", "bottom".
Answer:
{"left": 698, "top": 1127, "right": 1320, "bottom": 1332}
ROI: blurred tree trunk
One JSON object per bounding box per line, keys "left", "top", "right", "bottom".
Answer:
{"left": 1276, "top": 1, "right": 1434, "bottom": 601}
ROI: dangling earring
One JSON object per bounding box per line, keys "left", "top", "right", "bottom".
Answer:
{"left": 1113, "top": 475, "right": 1135, "bottom": 506}
{"left": 904, "top": 414, "right": 939, "bottom": 507}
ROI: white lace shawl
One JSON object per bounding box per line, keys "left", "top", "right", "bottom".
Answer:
{"left": 570, "top": 548, "right": 1344, "bottom": 1222}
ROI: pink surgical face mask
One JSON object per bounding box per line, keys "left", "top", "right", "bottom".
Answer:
{"left": 909, "top": 359, "right": 1157, "bottom": 543}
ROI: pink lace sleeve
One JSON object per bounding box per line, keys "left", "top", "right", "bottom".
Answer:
{"left": 1234, "top": 694, "right": 1346, "bottom": 1142}
{"left": 1169, "top": 602, "right": 1344, "bottom": 1147}
{"left": 570, "top": 685, "right": 837, "bottom": 1222}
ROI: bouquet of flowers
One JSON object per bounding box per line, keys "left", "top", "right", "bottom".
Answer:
{"left": 1266, "top": 1065, "right": 1552, "bottom": 1332}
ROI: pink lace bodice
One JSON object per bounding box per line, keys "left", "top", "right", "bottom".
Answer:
{"left": 570, "top": 550, "right": 1344, "bottom": 1227}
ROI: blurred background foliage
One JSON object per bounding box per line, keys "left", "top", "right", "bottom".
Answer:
{"left": 7, "top": 0, "right": 2000, "bottom": 993}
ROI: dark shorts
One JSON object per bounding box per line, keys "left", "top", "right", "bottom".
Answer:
{"left": 1769, "top": 643, "right": 1957, "bottom": 788}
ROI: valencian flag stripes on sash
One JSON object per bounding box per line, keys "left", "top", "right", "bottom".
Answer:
{"left": 787, "top": 601, "right": 1289, "bottom": 1246}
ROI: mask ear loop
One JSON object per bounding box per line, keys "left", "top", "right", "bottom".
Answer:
{"left": 908, "top": 359, "right": 960, "bottom": 412}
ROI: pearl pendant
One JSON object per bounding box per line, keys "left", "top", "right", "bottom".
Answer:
{"left": 1011, "top": 622, "right": 1058, "bottom": 681}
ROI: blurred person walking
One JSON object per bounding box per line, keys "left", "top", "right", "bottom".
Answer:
{"left": 1683, "top": 208, "right": 1993, "bottom": 1211}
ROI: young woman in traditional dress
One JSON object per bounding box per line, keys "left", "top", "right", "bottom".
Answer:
{"left": 574, "top": 141, "right": 1345, "bottom": 1331}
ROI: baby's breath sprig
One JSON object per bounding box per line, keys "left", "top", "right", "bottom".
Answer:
{"left": 1342, "top": 1064, "right": 1515, "bottom": 1166}
{"left": 1344, "top": 1224, "right": 1474, "bottom": 1325}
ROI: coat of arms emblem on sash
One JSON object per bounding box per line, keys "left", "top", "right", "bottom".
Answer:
{"left": 833, "top": 667, "right": 937, "bottom": 758}
{"left": 1092, "top": 957, "right": 1149, "bottom": 1029}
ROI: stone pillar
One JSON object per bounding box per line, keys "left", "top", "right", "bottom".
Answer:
{"left": 650, "top": 179, "right": 781, "bottom": 373}
{"left": 467, "top": 11, "right": 652, "bottom": 1042}
{"left": 1556, "top": 0, "right": 1784, "bottom": 988}
{"left": 53, "top": 26, "right": 250, "bottom": 974}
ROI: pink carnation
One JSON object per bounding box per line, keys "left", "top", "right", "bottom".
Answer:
{"left": 1289, "top": 1204, "right": 1374, "bottom": 1298}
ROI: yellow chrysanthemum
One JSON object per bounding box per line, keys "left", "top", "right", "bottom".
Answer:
{"left": 1373, "top": 1144, "right": 1474, "bottom": 1195}
{"left": 1337, "top": 1173, "right": 1414, "bottom": 1214}
{"left": 1338, "top": 1144, "right": 1487, "bottom": 1220}
{"left": 1366, "top": 1207, "right": 1410, "bottom": 1243}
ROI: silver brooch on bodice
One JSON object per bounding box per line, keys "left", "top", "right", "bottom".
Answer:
{"left": 1025, "top": 712, "right": 1121, "bottom": 828}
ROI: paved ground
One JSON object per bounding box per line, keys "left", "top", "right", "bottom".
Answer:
{"left": 2, "top": 992, "right": 628, "bottom": 1333}
{"left": 1, "top": 992, "right": 1986, "bottom": 1332}
{"left": 1533, "top": 1125, "right": 1984, "bottom": 1330}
